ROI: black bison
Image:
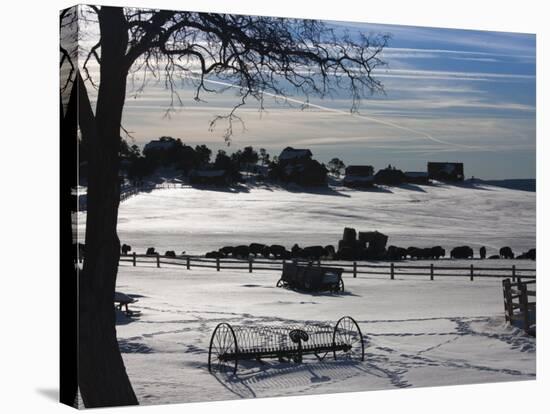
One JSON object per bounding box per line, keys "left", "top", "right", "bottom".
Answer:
{"left": 219, "top": 246, "right": 234, "bottom": 256}
{"left": 206, "top": 251, "right": 224, "bottom": 258}
{"left": 517, "top": 248, "right": 535, "bottom": 260}
{"left": 499, "top": 246, "right": 515, "bottom": 259}
{"left": 291, "top": 244, "right": 303, "bottom": 258}
{"left": 479, "top": 246, "right": 486, "bottom": 259}
{"left": 408, "top": 246, "right": 445, "bottom": 260}
{"left": 146, "top": 247, "right": 156, "bottom": 255}
{"left": 232, "top": 245, "right": 250, "bottom": 258}
{"left": 249, "top": 243, "right": 267, "bottom": 257}
{"left": 406, "top": 247, "right": 419, "bottom": 258}
{"left": 450, "top": 246, "right": 473, "bottom": 259}
{"left": 408, "top": 247, "right": 432, "bottom": 260}
{"left": 269, "top": 244, "right": 288, "bottom": 259}
{"left": 302, "top": 246, "right": 326, "bottom": 260}
{"left": 164, "top": 250, "right": 176, "bottom": 257}
{"left": 324, "top": 245, "right": 336, "bottom": 259}
{"left": 431, "top": 246, "right": 446, "bottom": 259}
{"left": 387, "top": 246, "right": 407, "bottom": 260}
{"left": 121, "top": 244, "right": 132, "bottom": 255}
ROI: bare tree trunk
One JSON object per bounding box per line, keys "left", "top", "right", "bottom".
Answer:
{"left": 78, "top": 7, "right": 138, "bottom": 407}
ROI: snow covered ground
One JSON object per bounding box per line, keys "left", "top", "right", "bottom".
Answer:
{"left": 77, "top": 181, "right": 535, "bottom": 256}
{"left": 116, "top": 264, "right": 536, "bottom": 405}
{"left": 76, "top": 182, "right": 535, "bottom": 404}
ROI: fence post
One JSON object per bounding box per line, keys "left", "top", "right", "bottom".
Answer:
{"left": 353, "top": 261, "right": 357, "bottom": 278}
{"left": 156, "top": 253, "right": 160, "bottom": 268}
{"left": 249, "top": 258, "right": 253, "bottom": 273}
{"left": 470, "top": 264, "right": 474, "bottom": 281}
{"left": 512, "top": 265, "right": 516, "bottom": 282}
{"left": 430, "top": 263, "right": 434, "bottom": 281}
{"left": 216, "top": 257, "right": 220, "bottom": 271}
{"left": 132, "top": 252, "right": 136, "bottom": 267}
{"left": 519, "top": 282, "right": 529, "bottom": 334}
{"left": 390, "top": 263, "right": 395, "bottom": 280}
{"left": 186, "top": 256, "right": 190, "bottom": 270}
{"left": 502, "top": 279, "right": 511, "bottom": 322}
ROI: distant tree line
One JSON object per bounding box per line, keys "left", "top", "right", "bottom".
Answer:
{"left": 79, "top": 136, "right": 348, "bottom": 187}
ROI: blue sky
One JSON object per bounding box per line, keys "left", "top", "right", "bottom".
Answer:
{"left": 84, "top": 16, "right": 536, "bottom": 179}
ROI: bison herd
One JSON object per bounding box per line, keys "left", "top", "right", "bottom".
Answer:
{"left": 108, "top": 236, "right": 537, "bottom": 263}
{"left": 205, "top": 244, "right": 334, "bottom": 260}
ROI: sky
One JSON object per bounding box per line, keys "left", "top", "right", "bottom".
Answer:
{"left": 77, "top": 12, "right": 536, "bottom": 179}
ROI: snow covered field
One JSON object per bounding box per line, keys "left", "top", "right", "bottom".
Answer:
{"left": 76, "top": 183, "right": 536, "bottom": 404}
{"left": 116, "top": 264, "right": 535, "bottom": 405}
{"left": 77, "top": 181, "right": 536, "bottom": 256}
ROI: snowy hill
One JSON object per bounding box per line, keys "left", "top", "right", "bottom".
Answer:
{"left": 79, "top": 181, "right": 536, "bottom": 256}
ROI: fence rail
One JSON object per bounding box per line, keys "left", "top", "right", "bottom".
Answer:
{"left": 118, "top": 253, "right": 535, "bottom": 281}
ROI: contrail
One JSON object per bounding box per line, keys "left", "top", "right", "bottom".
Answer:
{"left": 194, "top": 76, "right": 479, "bottom": 150}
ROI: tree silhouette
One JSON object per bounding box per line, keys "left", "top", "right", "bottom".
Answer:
{"left": 60, "top": 5, "right": 388, "bottom": 407}
{"left": 259, "top": 148, "right": 270, "bottom": 166}
{"left": 328, "top": 157, "right": 346, "bottom": 177}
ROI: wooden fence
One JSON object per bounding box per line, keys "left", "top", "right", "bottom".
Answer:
{"left": 119, "top": 253, "right": 536, "bottom": 281}
{"left": 502, "top": 278, "right": 536, "bottom": 336}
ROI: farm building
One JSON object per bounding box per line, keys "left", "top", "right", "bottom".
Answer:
{"left": 271, "top": 147, "right": 327, "bottom": 186}
{"left": 404, "top": 171, "right": 430, "bottom": 185}
{"left": 374, "top": 166, "right": 406, "bottom": 185}
{"left": 278, "top": 147, "right": 313, "bottom": 162}
{"left": 428, "top": 162, "right": 464, "bottom": 182}
{"left": 189, "top": 169, "right": 231, "bottom": 186}
{"left": 343, "top": 165, "right": 375, "bottom": 188}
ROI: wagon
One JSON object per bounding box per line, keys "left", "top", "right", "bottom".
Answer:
{"left": 208, "top": 316, "right": 364, "bottom": 375}
{"left": 276, "top": 262, "right": 345, "bottom": 292}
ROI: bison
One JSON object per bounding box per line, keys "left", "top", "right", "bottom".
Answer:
{"left": 302, "top": 246, "right": 326, "bottom": 260}
{"left": 450, "top": 246, "right": 473, "bottom": 259}
{"left": 146, "top": 247, "right": 156, "bottom": 255}
{"left": 291, "top": 244, "right": 303, "bottom": 258}
{"left": 499, "top": 246, "right": 514, "bottom": 259}
{"left": 408, "top": 247, "right": 432, "bottom": 260}
{"left": 232, "top": 245, "right": 250, "bottom": 258}
{"left": 205, "top": 251, "right": 223, "bottom": 258}
{"left": 479, "top": 246, "right": 486, "bottom": 259}
{"left": 517, "top": 248, "right": 535, "bottom": 260}
{"left": 387, "top": 246, "right": 407, "bottom": 260}
{"left": 430, "top": 246, "right": 446, "bottom": 259}
{"left": 121, "top": 244, "right": 132, "bottom": 255}
{"left": 269, "top": 244, "right": 288, "bottom": 259}
{"left": 249, "top": 243, "right": 267, "bottom": 257}
{"left": 324, "top": 245, "right": 336, "bottom": 259}
{"left": 406, "top": 247, "right": 419, "bottom": 258}
{"left": 164, "top": 250, "right": 176, "bottom": 257}
{"left": 219, "top": 246, "right": 234, "bottom": 256}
